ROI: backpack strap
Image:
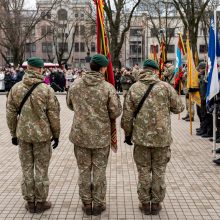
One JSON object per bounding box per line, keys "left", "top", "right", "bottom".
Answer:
{"left": 18, "top": 82, "right": 43, "bottom": 115}
{"left": 134, "top": 83, "right": 156, "bottom": 119}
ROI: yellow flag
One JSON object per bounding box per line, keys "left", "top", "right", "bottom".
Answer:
{"left": 186, "top": 38, "right": 201, "bottom": 106}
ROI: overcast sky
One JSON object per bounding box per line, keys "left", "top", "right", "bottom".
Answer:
{"left": 24, "top": 0, "right": 36, "bottom": 9}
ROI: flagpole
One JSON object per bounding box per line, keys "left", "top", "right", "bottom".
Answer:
{"left": 178, "top": 79, "right": 181, "bottom": 120}
{"left": 213, "top": 8, "right": 217, "bottom": 158}
{"left": 189, "top": 93, "right": 193, "bottom": 135}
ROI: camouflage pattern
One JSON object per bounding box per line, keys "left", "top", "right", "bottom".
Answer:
{"left": 162, "top": 65, "right": 175, "bottom": 86}
{"left": 121, "top": 69, "right": 184, "bottom": 147}
{"left": 19, "top": 140, "right": 52, "bottom": 202}
{"left": 67, "top": 71, "right": 122, "bottom": 149}
{"left": 120, "top": 74, "right": 136, "bottom": 91}
{"left": 6, "top": 70, "right": 60, "bottom": 142}
{"left": 133, "top": 145, "right": 171, "bottom": 203}
{"left": 74, "top": 145, "right": 110, "bottom": 206}
{"left": 132, "top": 68, "right": 141, "bottom": 81}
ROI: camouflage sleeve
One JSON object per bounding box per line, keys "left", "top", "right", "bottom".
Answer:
{"left": 169, "top": 85, "right": 185, "bottom": 114}
{"left": 6, "top": 89, "right": 18, "bottom": 138}
{"left": 108, "top": 86, "right": 122, "bottom": 119}
{"left": 66, "top": 88, "right": 74, "bottom": 111}
{"left": 47, "top": 89, "right": 61, "bottom": 138}
{"left": 121, "top": 90, "right": 135, "bottom": 137}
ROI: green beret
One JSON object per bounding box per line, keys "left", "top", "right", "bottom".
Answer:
{"left": 28, "top": 57, "right": 44, "bottom": 68}
{"left": 143, "top": 59, "right": 159, "bottom": 70}
{"left": 91, "top": 54, "right": 109, "bottom": 67}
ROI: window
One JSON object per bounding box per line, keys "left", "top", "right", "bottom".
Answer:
{"left": 58, "top": 42, "right": 68, "bottom": 52}
{"left": 80, "top": 25, "right": 85, "bottom": 35}
{"left": 75, "top": 13, "right": 79, "bottom": 18}
{"left": 130, "top": 29, "right": 142, "bottom": 36}
{"left": 58, "top": 9, "right": 68, "bottom": 20}
{"left": 130, "top": 41, "right": 141, "bottom": 54}
{"left": 80, "top": 42, "right": 85, "bottom": 52}
{"left": 150, "top": 45, "right": 159, "bottom": 53}
{"left": 166, "top": 28, "right": 175, "bottom": 37}
{"left": 167, "top": 45, "right": 175, "bottom": 53}
{"left": 26, "top": 43, "right": 36, "bottom": 53}
{"left": 151, "top": 28, "right": 158, "bottom": 37}
{"left": 41, "top": 26, "right": 52, "bottom": 36}
{"left": 81, "top": 13, "right": 84, "bottom": 20}
{"left": 75, "top": 42, "right": 79, "bottom": 52}
{"left": 42, "top": 42, "right": 53, "bottom": 53}
{"left": 91, "top": 42, "right": 96, "bottom": 52}
{"left": 199, "top": 45, "right": 207, "bottom": 53}
{"left": 91, "top": 25, "right": 96, "bottom": 35}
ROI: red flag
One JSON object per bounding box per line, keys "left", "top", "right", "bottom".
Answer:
{"left": 94, "top": 0, "right": 117, "bottom": 152}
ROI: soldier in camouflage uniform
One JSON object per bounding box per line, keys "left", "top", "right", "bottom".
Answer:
{"left": 121, "top": 59, "right": 184, "bottom": 215}
{"left": 6, "top": 57, "right": 60, "bottom": 213}
{"left": 67, "top": 54, "right": 122, "bottom": 216}
{"left": 162, "top": 61, "right": 175, "bottom": 86}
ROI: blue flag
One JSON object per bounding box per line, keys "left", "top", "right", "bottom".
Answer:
{"left": 206, "top": 16, "right": 220, "bottom": 103}
{"left": 174, "top": 47, "right": 181, "bottom": 75}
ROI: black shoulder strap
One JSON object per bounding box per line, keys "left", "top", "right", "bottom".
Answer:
{"left": 18, "top": 82, "right": 43, "bottom": 115}
{"left": 134, "top": 83, "right": 156, "bottom": 119}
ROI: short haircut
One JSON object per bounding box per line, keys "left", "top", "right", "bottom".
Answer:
{"left": 90, "top": 61, "right": 102, "bottom": 72}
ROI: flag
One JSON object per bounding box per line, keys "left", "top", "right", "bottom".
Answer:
{"left": 206, "top": 16, "right": 220, "bottom": 103}
{"left": 174, "top": 33, "right": 186, "bottom": 75}
{"left": 159, "top": 33, "right": 166, "bottom": 78}
{"left": 186, "top": 37, "right": 201, "bottom": 106}
{"left": 94, "top": 0, "right": 117, "bottom": 152}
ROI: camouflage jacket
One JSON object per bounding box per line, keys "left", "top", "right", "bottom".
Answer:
{"left": 67, "top": 71, "right": 122, "bottom": 149}
{"left": 132, "top": 68, "right": 141, "bottom": 81}
{"left": 162, "top": 65, "right": 175, "bottom": 85}
{"left": 6, "top": 70, "right": 60, "bottom": 142}
{"left": 120, "top": 75, "right": 136, "bottom": 90}
{"left": 121, "top": 69, "right": 184, "bottom": 148}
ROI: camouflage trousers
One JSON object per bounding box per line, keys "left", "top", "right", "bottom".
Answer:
{"left": 18, "top": 140, "right": 52, "bottom": 203}
{"left": 74, "top": 145, "right": 110, "bottom": 206}
{"left": 133, "top": 145, "right": 171, "bottom": 203}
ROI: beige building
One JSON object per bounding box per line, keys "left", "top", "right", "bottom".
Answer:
{"left": 0, "top": 1, "right": 209, "bottom": 68}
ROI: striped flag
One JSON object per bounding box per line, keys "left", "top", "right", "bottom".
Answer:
{"left": 94, "top": 0, "right": 117, "bottom": 152}
{"left": 206, "top": 16, "right": 220, "bottom": 103}
{"left": 174, "top": 33, "right": 186, "bottom": 75}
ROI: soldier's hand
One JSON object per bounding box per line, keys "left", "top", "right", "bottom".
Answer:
{"left": 12, "top": 137, "right": 18, "bottom": 146}
{"left": 51, "top": 138, "right": 59, "bottom": 149}
{"left": 124, "top": 136, "right": 133, "bottom": 145}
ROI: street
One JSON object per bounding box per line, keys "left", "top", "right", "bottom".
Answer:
{"left": 0, "top": 95, "right": 220, "bottom": 220}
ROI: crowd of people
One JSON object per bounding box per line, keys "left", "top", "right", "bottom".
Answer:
{"left": 0, "top": 67, "right": 84, "bottom": 92}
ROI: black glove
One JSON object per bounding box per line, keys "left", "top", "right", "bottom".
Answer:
{"left": 51, "top": 138, "right": 59, "bottom": 149}
{"left": 124, "top": 136, "right": 133, "bottom": 145}
{"left": 12, "top": 137, "right": 18, "bottom": 146}
{"left": 188, "top": 88, "right": 199, "bottom": 92}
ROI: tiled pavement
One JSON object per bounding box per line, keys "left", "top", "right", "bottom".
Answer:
{"left": 0, "top": 94, "right": 220, "bottom": 220}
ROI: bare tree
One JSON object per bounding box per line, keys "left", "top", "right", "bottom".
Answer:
{"left": 0, "top": 0, "right": 61, "bottom": 67}
{"left": 103, "top": 0, "right": 142, "bottom": 68}
{"left": 171, "top": 0, "right": 213, "bottom": 59}
{"left": 142, "top": 0, "right": 182, "bottom": 60}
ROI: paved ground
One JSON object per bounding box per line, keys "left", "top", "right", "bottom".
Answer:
{"left": 0, "top": 94, "right": 220, "bottom": 220}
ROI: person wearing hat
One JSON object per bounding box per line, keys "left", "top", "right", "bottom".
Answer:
{"left": 121, "top": 58, "right": 184, "bottom": 215}
{"left": 196, "top": 62, "right": 213, "bottom": 138}
{"left": 67, "top": 54, "right": 122, "bottom": 216}
{"left": 6, "top": 57, "right": 60, "bottom": 213}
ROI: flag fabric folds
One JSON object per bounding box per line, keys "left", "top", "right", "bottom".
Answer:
{"left": 159, "top": 33, "right": 166, "bottom": 77}
{"left": 174, "top": 34, "right": 185, "bottom": 75}
{"left": 206, "top": 16, "right": 220, "bottom": 103}
{"left": 186, "top": 37, "right": 201, "bottom": 106}
{"left": 94, "top": 0, "right": 117, "bottom": 152}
